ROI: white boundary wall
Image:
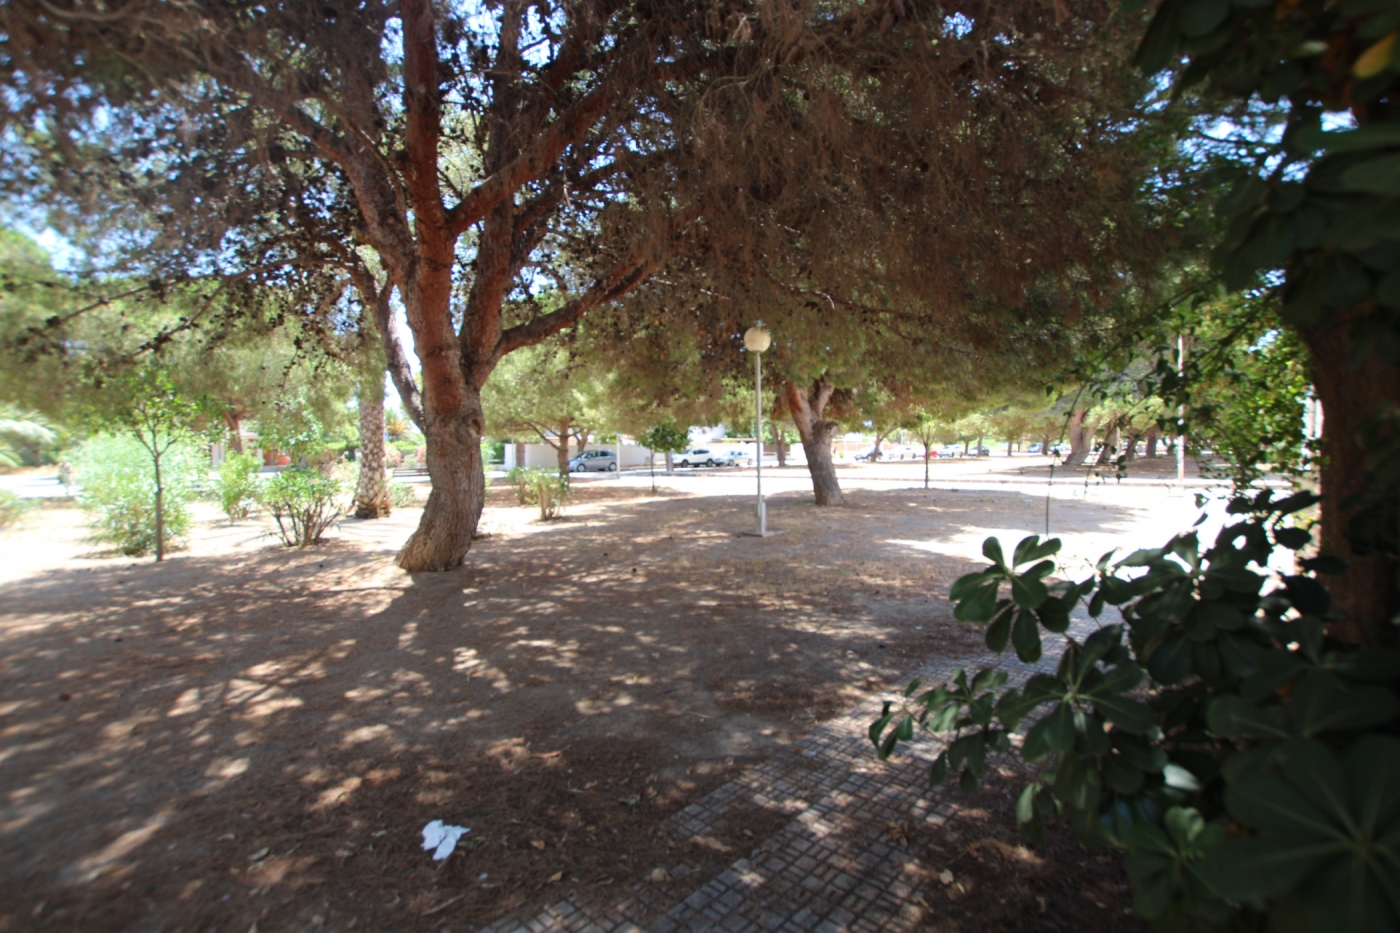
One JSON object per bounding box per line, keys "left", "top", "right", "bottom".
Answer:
{"left": 503, "top": 442, "right": 654, "bottom": 470}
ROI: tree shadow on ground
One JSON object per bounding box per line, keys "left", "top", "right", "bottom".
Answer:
{"left": 0, "top": 485, "right": 1144, "bottom": 932}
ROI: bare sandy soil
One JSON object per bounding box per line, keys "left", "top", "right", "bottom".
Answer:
{"left": 0, "top": 467, "right": 1201, "bottom": 932}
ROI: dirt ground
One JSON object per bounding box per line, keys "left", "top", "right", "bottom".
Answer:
{"left": 0, "top": 469, "right": 1201, "bottom": 932}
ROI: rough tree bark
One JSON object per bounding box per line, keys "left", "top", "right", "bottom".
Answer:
{"left": 353, "top": 378, "right": 392, "bottom": 519}
{"left": 1144, "top": 426, "right": 1160, "bottom": 458}
{"left": 785, "top": 379, "right": 844, "bottom": 506}
{"left": 1298, "top": 319, "right": 1400, "bottom": 641}
{"left": 871, "top": 426, "right": 893, "bottom": 460}
{"left": 1063, "top": 409, "right": 1093, "bottom": 467}
{"left": 222, "top": 409, "right": 247, "bottom": 454}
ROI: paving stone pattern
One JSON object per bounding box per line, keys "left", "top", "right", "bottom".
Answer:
{"left": 478, "top": 612, "right": 1104, "bottom": 933}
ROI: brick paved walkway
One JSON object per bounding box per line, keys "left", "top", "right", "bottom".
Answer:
{"left": 479, "top": 613, "right": 1101, "bottom": 933}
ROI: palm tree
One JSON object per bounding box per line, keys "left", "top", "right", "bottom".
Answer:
{"left": 0, "top": 405, "right": 57, "bottom": 467}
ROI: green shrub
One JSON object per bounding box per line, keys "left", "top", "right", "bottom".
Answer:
{"left": 0, "top": 489, "right": 34, "bottom": 530}
{"left": 387, "top": 481, "right": 418, "bottom": 508}
{"left": 481, "top": 439, "right": 506, "bottom": 464}
{"left": 75, "top": 434, "right": 199, "bottom": 556}
{"left": 505, "top": 466, "right": 569, "bottom": 518}
{"left": 216, "top": 452, "right": 262, "bottom": 520}
{"left": 525, "top": 468, "right": 569, "bottom": 520}
{"left": 506, "top": 466, "right": 533, "bottom": 505}
{"left": 260, "top": 468, "right": 345, "bottom": 547}
{"left": 871, "top": 490, "right": 1400, "bottom": 933}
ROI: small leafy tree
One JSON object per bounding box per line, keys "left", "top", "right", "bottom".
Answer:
{"left": 639, "top": 420, "right": 690, "bottom": 483}
{"left": 872, "top": 490, "right": 1399, "bottom": 932}
{"left": 76, "top": 433, "right": 201, "bottom": 556}
{"left": 86, "top": 367, "right": 215, "bottom": 561}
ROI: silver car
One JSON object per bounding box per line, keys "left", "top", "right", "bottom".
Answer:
{"left": 569, "top": 449, "right": 618, "bottom": 472}
{"left": 721, "top": 449, "right": 755, "bottom": 467}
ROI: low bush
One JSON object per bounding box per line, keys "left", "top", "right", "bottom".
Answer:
{"left": 506, "top": 466, "right": 533, "bottom": 505}
{"left": 871, "top": 490, "right": 1399, "bottom": 933}
{"left": 216, "top": 452, "right": 262, "bottom": 520}
{"left": 75, "top": 434, "right": 199, "bottom": 556}
{"left": 387, "top": 481, "right": 418, "bottom": 508}
{"left": 526, "top": 469, "right": 570, "bottom": 520}
{"left": 505, "top": 466, "right": 569, "bottom": 518}
{"left": 260, "top": 468, "right": 345, "bottom": 547}
{"left": 0, "top": 489, "right": 33, "bottom": 530}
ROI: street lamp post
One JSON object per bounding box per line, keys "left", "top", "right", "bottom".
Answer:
{"left": 744, "top": 325, "right": 772, "bottom": 535}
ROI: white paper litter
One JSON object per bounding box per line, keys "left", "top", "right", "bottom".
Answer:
{"left": 421, "top": 819, "right": 470, "bottom": 861}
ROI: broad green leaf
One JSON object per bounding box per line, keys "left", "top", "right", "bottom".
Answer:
{"left": 1283, "top": 575, "right": 1331, "bottom": 615}
{"left": 869, "top": 703, "right": 893, "bottom": 745}
{"left": 985, "top": 605, "right": 1013, "bottom": 652}
{"left": 954, "top": 582, "right": 1000, "bottom": 622}
{"left": 1053, "top": 752, "right": 1101, "bottom": 812}
{"left": 1011, "top": 608, "right": 1042, "bottom": 662}
{"left": 1208, "top": 695, "right": 1291, "bottom": 740}
{"left": 1355, "top": 32, "right": 1400, "bottom": 78}
{"left": 1016, "top": 782, "right": 1038, "bottom": 823}
{"left": 949, "top": 570, "right": 998, "bottom": 602}
{"left": 1022, "top": 716, "right": 1054, "bottom": 763}
{"left": 928, "top": 751, "right": 948, "bottom": 786}
{"left": 1214, "top": 737, "right": 1400, "bottom": 933}
{"left": 1044, "top": 701, "right": 1076, "bottom": 752}
{"left": 1180, "top": 0, "right": 1229, "bottom": 38}
{"left": 1034, "top": 595, "right": 1072, "bottom": 633}
{"left": 969, "top": 668, "right": 1009, "bottom": 694}
{"left": 1104, "top": 754, "right": 1145, "bottom": 795}
{"left": 1075, "top": 708, "right": 1112, "bottom": 757}
{"left": 1290, "top": 672, "right": 1399, "bottom": 736}
{"left": 982, "top": 537, "right": 1006, "bottom": 568}
{"left": 1010, "top": 572, "right": 1049, "bottom": 610}
{"left": 1163, "top": 763, "right": 1203, "bottom": 793}
{"left": 1094, "top": 694, "right": 1157, "bottom": 734}
{"left": 1012, "top": 534, "right": 1060, "bottom": 567}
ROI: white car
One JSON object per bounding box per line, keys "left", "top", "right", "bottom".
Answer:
{"left": 935, "top": 444, "right": 963, "bottom": 458}
{"left": 721, "top": 449, "right": 755, "bottom": 467}
{"left": 675, "top": 447, "right": 721, "bottom": 468}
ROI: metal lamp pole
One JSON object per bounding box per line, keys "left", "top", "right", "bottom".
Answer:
{"left": 744, "top": 325, "right": 772, "bottom": 535}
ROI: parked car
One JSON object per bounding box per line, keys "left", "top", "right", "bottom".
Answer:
{"left": 1027, "top": 442, "right": 1044, "bottom": 454}
{"left": 973, "top": 446, "right": 991, "bottom": 456}
{"left": 936, "top": 444, "right": 963, "bottom": 458}
{"left": 1049, "top": 443, "right": 1072, "bottom": 458}
{"left": 721, "top": 449, "right": 755, "bottom": 467}
{"left": 569, "top": 449, "right": 617, "bottom": 472}
{"left": 675, "top": 447, "right": 720, "bottom": 467}
{"left": 854, "top": 446, "right": 878, "bottom": 461}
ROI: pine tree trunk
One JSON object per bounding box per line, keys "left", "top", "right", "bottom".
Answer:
{"left": 872, "top": 427, "right": 891, "bottom": 460}
{"left": 557, "top": 421, "right": 572, "bottom": 477}
{"left": 223, "top": 410, "right": 245, "bottom": 454}
{"left": 1064, "top": 410, "right": 1092, "bottom": 467}
{"left": 774, "top": 422, "right": 787, "bottom": 467}
{"left": 354, "top": 378, "right": 392, "bottom": 519}
{"left": 1144, "top": 426, "right": 1160, "bottom": 458}
{"left": 396, "top": 381, "right": 486, "bottom": 572}
{"left": 1298, "top": 320, "right": 1400, "bottom": 642}
{"left": 785, "top": 379, "right": 844, "bottom": 506}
